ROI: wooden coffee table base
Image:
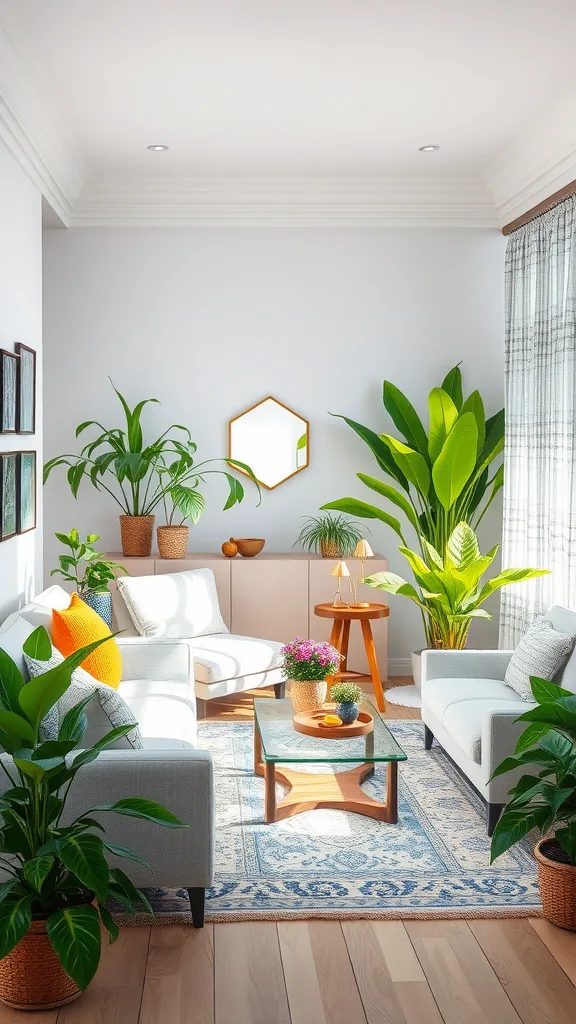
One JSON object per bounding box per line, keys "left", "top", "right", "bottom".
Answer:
{"left": 254, "top": 722, "right": 398, "bottom": 824}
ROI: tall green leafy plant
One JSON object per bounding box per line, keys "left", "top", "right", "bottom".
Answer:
{"left": 322, "top": 364, "right": 504, "bottom": 559}
{"left": 0, "top": 628, "right": 186, "bottom": 991}
{"left": 44, "top": 381, "right": 258, "bottom": 519}
{"left": 365, "top": 522, "right": 547, "bottom": 649}
{"left": 51, "top": 529, "right": 127, "bottom": 593}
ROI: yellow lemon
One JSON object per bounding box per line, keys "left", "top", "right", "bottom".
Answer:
{"left": 322, "top": 714, "right": 342, "bottom": 727}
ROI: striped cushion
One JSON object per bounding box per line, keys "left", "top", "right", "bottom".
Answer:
{"left": 505, "top": 619, "right": 576, "bottom": 701}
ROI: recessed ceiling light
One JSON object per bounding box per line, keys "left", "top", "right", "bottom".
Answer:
{"left": 147, "top": 144, "right": 169, "bottom": 152}
{"left": 418, "top": 145, "right": 440, "bottom": 152}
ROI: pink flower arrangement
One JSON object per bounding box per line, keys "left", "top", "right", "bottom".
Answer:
{"left": 280, "top": 637, "right": 342, "bottom": 682}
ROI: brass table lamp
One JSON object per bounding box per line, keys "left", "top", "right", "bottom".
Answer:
{"left": 351, "top": 539, "right": 374, "bottom": 607}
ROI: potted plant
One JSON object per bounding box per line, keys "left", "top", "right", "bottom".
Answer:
{"left": 364, "top": 522, "right": 548, "bottom": 656}
{"left": 50, "top": 529, "right": 127, "bottom": 627}
{"left": 491, "top": 676, "right": 576, "bottom": 930}
{"left": 280, "top": 638, "right": 342, "bottom": 713}
{"left": 44, "top": 382, "right": 258, "bottom": 558}
{"left": 295, "top": 513, "right": 369, "bottom": 558}
{"left": 321, "top": 364, "right": 505, "bottom": 678}
{"left": 0, "top": 627, "right": 186, "bottom": 1009}
{"left": 329, "top": 681, "right": 363, "bottom": 724}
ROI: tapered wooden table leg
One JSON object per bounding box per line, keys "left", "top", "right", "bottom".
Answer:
{"left": 339, "top": 619, "right": 351, "bottom": 674}
{"left": 386, "top": 761, "right": 398, "bottom": 824}
{"left": 361, "top": 618, "right": 386, "bottom": 712}
{"left": 327, "top": 618, "right": 344, "bottom": 684}
{"left": 265, "top": 760, "right": 277, "bottom": 823}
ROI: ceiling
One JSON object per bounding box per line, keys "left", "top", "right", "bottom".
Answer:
{"left": 1, "top": 0, "right": 576, "bottom": 227}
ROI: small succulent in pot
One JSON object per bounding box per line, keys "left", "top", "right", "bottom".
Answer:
{"left": 50, "top": 530, "right": 128, "bottom": 629}
{"left": 329, "top": 682, "right": 363, "bottom": 724}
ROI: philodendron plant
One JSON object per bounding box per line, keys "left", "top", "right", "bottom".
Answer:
{"left": 0, "top": 627, "right": 186, "bottom": 992}
{"left": 364, "top": 522, "right": 548, "bottom": 649}
{"left": 322, "top": 364, "right": 504, "bottom": 562}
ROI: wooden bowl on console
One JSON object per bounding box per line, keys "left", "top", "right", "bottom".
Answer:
{"left": 233, "top": 538, "right": 265, "bottom": 557}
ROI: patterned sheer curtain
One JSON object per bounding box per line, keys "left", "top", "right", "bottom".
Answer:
{"left": 500, "top": 194, "right": 576, "bottom": 647}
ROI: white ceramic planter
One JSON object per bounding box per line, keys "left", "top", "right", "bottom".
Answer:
{"left": 411, "top": 649, "right": 424, "bottom": 689}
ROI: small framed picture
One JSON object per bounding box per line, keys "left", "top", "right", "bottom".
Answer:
{"left": 0, "top": 350, "right": 19, "bottom": 434}
{"left": 15, "top": 344, "right": 36, "bottom": 434}
{"left": 18, "top": 451, "right": 36, "bottom": 534}
{"left": 0, "top": 452, "right": 18, "bottom": 541}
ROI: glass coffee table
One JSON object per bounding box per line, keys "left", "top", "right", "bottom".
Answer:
{"left": 253, "top": 697, "right": 407, "bottom": 824}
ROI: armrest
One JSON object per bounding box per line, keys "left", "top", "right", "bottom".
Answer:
{"left": 116, "top": 636, "right": 193, "bottom": 683}
{"left": 62, "top": 748, "right": 213, "bottom": 888}
{"left": 422, "top": 649, "right": 514, "bottom": 683}
{"left": 481, "top": 706, "right": 537, "bottom": 794}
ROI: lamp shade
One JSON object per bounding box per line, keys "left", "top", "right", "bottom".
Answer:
{"left": 331, "top": 560, "right": 350, "bottom": 578}
{"left": 354, "top": 540, "right": 374, "bottom": 559}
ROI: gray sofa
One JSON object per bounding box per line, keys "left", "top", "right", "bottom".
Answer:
{"left": 421, "top": 605, "right": 576, "bottom": 835}
{"left": 0, "top": 589, "right": 214, "bottom": 927}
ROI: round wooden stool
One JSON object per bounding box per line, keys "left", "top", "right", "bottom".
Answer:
{"left": 314, "top": 602, "right": 389, "bottom": 712}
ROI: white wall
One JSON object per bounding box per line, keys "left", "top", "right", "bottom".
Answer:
{"left": 42, "top": 226, "right": 505, "bottom": 666}
{"left": 0, "top": 141, "right": 42, "bottom": 621}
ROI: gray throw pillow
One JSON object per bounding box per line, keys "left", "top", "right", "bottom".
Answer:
{"left": 505, "top": 619, "right": 576, "bottom": 701}
{"left": 24, "top": 648, "right": 143, "bottom": 749}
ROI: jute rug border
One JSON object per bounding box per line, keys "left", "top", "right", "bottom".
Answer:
{"left": 115, "top": 905, "right": 542, "bottom": 926}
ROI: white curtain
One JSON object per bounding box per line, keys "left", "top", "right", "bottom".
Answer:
{"left": 500, "top": 194, "right": 576, "bottom": 647}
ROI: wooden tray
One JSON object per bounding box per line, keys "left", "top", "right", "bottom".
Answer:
{"left": 292, "top": 708, "right": 374, "bottom": 739}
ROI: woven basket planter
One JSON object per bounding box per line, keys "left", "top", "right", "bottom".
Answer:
{"left": 157, "top": 525, "right": 189, "bottom": 559}
{"left": 289, "top": 679, "right": 328, "bottom": 713}
{"left": 320, "top": 540, "right": 341, "bottom": 558}
{"left": 535, "top": 839, "right": 576, "bottom": 930}
{"left": 119, "top": 515, "right": 155, "bottom": 557}
{"left": 0, "top": 918, "right": 81, "bottom": 1010}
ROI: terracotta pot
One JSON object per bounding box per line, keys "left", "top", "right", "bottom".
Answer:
{"left": 157, "top": 525, "right": 189, "bottom": 559}
{"left": 119, "top": 515, "right": 155, "bottom": 557}
{"left": 535, "top": 838, "right": 576, "bottom": 930}
{"left": 0, "top": 917, "right": 82, "bottom": 1010}
{"left": 289, "top": 679, "right": 327, "bottom": 713}
{"left": 320, "top": 539, "right": 341, "bottom": 558}
{"left": 232, "top": 538, "right": 265, "bottom": 558}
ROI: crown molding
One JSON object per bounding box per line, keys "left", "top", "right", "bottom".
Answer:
{"left": 486, "top": 89, "right": 576, "bottom": 226}
{"left": 67, "top": 176, "right": 498, "bottom": 227}
{"left": 0, "top": 18, "right": 85, "bottom": 225}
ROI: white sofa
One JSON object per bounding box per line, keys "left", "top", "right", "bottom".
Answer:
{"left": 0, "top": 587, "right": 213, "bottom": 925}
{"left": 421, "top": 605, "right": 576, "bottom": 835}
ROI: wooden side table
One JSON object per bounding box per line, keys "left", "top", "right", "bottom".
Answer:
{"left": 314, "top": 603, "right": 390, "bottom": 712}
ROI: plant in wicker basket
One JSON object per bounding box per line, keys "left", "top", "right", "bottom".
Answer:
{"left": 0, "top": 627, "right": 187, "bottom": 1008}
{"left": 329, "top": 682, "right": 363, "bottom": 724}
{"left": 295, "top": 513, "right": 368, "bottom": 558}
{"left": 491, "top": 675, "right": 576, "bottom": 930}
{"left": 281, "top": 638, "right": 342, "bottom": 713}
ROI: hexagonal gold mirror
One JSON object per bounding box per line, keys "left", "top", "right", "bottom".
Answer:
{"left": 229, "top": 396, "right": 309, "bottom": 490}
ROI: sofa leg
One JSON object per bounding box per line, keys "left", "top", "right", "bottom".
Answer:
{"left": 424, "top": 725, "right": 434, "bottom": 750}
{"left": 196, "top": 698, "right": 208, "bottom": 721}
{"left": 273, "top": 682, "right": 286, "bottom": 699}
{"left": 187, "top": 887, "right": 205, "bottom": 928}
{"left": 487, "top": 803, "right": 504, "bottom": 837}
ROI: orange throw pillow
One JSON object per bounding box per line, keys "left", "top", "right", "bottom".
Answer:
{"left": 52, "top": 593, "right": 122, "bottom": 689}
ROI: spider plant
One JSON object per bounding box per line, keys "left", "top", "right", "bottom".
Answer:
{"left": 295, "top": 513, "right": 368, "bottom": 558}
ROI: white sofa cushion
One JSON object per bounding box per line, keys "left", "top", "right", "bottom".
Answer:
{"left": 19, "top": 585, "right": 72, "bottom": 631}
{"left": 423, "top": 677, "right": 531, "bottom": 765}
{"left": 117, "top": 568, "right": 229, "bottom": 639}
{"left": 192, "top": 633, "right": 283, "bottom": 685}
{"left": 0, "top": 613, "right": 35, "bottom": 674}
{"left": 119, "top": 678, "right": 197, "bottom": 749}
{"left": 505, "top": 618, "right": 576, "bottom": 700}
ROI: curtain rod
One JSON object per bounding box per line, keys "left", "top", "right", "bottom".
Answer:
{"left": 502, "top": 178, "right": 576, "bottom": 235}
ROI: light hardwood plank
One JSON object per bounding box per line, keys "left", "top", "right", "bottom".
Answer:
{"left": 0, "top": 1008, "right": 58, "bottom": 1024}
{"left": 307, "top": 921, "right": 367, "bottom": 1024}
{"left": 364, "top": 921, "right": 443, "bottom": 1023}
{"left": 470, "top": 918, "right": 576, "bottom": 1024}
{"left": 215, "top": 922, "right": 289, "bottom": 1024}
{"left": 342, "top": 920, "right": 425, "bottom": 1024}
{"left": 139, "top": 924, "right": 214, "bottom": 1024}
{"left": 406, "top": 921, "right": 495, "bottom": 1024}
{"left": 278, "top": 922, "right": 328, "bottom": 1024}
{"left": 58, "top": 927, "right": 150, "bottom": 1024}
{"left": 529, "top": 916, "right": 576, "bottom": 986}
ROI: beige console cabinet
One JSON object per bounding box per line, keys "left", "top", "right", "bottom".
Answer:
{"left": 108, "top": 552, "right": 389, "bottom": 679}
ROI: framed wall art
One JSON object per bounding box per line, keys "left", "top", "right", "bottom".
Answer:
{"left": 0, "top": 452, "right": 18, "bottom": 541}
{"left": 18, "top": 451, "right": 36, "bottom": 534}
{"left": 15, "top": 343, "right": 36, "bottom": 434}
{"left": 0, "top": 349, "right": 19, "bottom": 434}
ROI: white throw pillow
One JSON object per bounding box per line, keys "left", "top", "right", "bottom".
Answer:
{"left": 24, "top": 648, "right": 143, "bottom": 749}
{"left": 117, "top": 568, "right": 228, "bottom": 639}
{"left": 505, "top": 619, "right": 576, "bottom": 701}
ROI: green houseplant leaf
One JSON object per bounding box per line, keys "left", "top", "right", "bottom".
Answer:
{"left": 46, "top": 905, "right": 102, "bottom": 991}
{"left": 383, "top": 380, "right": 429, "bottom": 454}
{"left": 432, "top": 412, "right": 478, "bottom": 510}
{"left": 428, "top": 387, "right": 458, "bottom": 463}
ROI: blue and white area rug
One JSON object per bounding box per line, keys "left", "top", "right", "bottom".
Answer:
{"left": 125, "top": 720, "right": 541, "bottom": 922}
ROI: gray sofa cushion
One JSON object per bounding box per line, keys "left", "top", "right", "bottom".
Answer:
{"left": 505, "top": 619, "right": 576, "bottom": 701}
{"left": 423, "top": 677, "right": 529, "bottom": 764}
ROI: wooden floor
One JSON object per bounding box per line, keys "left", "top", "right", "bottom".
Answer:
{"left": 10, "top": 679, "right": 575, "bottom": 1024}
